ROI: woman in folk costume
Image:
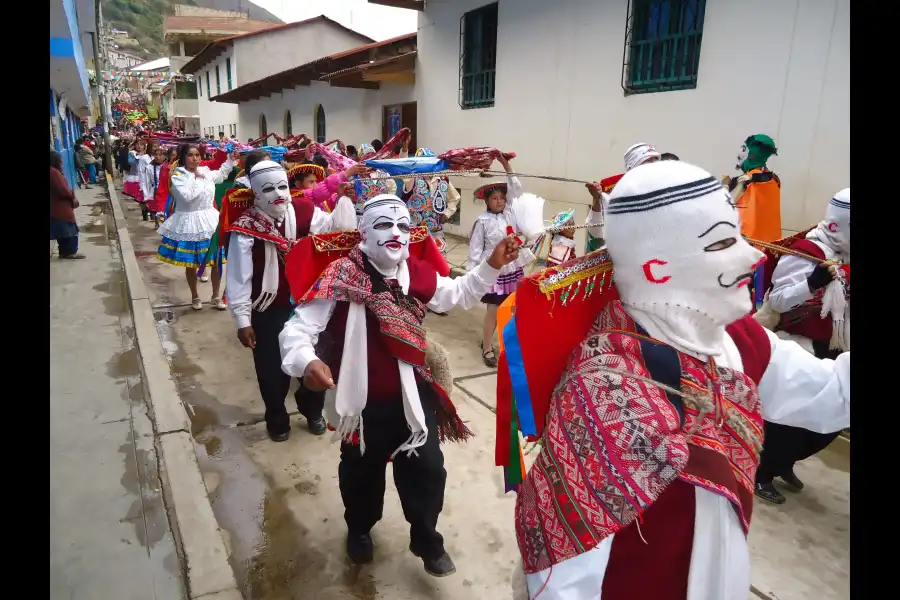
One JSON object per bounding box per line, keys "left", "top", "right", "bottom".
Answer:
{"left": 123, "top": 138, "right": 149, "bottom": 211}
{"left": 401, "top": 148, "right": 462, "bottom": 256}
{"left": 468, "top": 154, "right": 545, "bottom": 368}
{"left": 503, "top": 161, "right": 849, "bottom": 600}
{"left": 279, "top": 193, "right": 522, "bottom": 576}
{"left": 752, "top": 189, "right": 850, "bottom": 504}
{"left": 157, "top": 144, "right": 239, "bottom": 311}
{"left": 226, "top": 161, "right": 357, "bottom": 442}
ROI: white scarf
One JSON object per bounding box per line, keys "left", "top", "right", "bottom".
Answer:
{"left": 323, "top": 258, "right": 429, "bottom": 458}
{"left": 805, "top": 227, "right": 850, "bottom": 351}
{"left": 252, "top": 203, "right": 297, "bottom": 312}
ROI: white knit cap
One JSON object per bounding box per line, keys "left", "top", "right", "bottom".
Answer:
{"left": 605, "top": 161, "right": 764, "bottom": 355}
{"left": 624, "top": 143, "right": 661, "bottom": 171}
{"left": 823, "top": 188, "right": 850, "bottom": 253}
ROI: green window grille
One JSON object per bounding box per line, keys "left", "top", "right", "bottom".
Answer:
{"left": 206, "top": 71, "right": 211, "bottom": 97}
{"left": 216, "top": 65, "right": 221, "bottom": 95}
{"left": 459, "top": 2, "right": 498, "bottom": 110}
{"left": 198, "top": 79, "right": 202, "bottom": 97}
{"left": 226, "top": 58, "right": 233, "bottom": 90}
{"left": 622, "top": 0, "right": 707, "bottom": 95}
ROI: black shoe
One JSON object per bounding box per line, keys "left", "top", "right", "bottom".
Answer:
{"left": 779, "top": 470, "right": 805, "bottom": 492}
{"left": 755, "top": 482, "right": 786, "bottom": 505}
{"left": 307, "top": 416, "right": 327, "bottom": 436}
{"left": 413, "top": 548, "right": 456, "bottom": 577}
{"left": 268, "top": 429, "right": 290, "bottom": 443}
{"left": 347, "top": 532, "right": 374, "bottom": 565}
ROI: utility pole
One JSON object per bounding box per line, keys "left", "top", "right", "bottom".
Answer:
{"left": 93, "top": 0, "right": 114, "bottom": 176}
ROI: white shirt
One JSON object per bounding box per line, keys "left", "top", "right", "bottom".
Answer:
{"left": 767, "top": 238, "right": 836, "bottom": 314}
{"left": 157, "top": 160, "right": 234, "bottom": 242}
{"left": 279, "top": 259, "right": 501, "bottom": 376}
{"left": 520, "top": 320, "right": 850, "bottom": 600}
{"left": 226, "top": 207, "right": 348, "bottom": 330}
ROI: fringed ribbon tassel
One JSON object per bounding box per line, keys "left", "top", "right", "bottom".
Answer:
{"left": 431, "top": 382, "right": 474, "bottom": 443}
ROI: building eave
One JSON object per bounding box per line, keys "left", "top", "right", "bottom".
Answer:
{"left": 210, "top": 33, "right": 417, "bottom": 104}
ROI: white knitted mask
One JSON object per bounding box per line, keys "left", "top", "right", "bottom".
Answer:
{"left": 815, "top": 188, "right": 850, "bottom": 255}
{"left": 249, "top": 160, "right": 291, "bottom": 220}
{"left": 359, "top": 194, "right": 411, "bottom": 271}
{"left": 605, "top": 161, "right": 765, "bottom": 354}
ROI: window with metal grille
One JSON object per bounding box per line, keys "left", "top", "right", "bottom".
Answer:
{"left": 206, "top": 71, "right": 211, "bottom": 97}
{"left": 622, "top": 0, "right": 707, "bottom": 95}
{"left": 259, "top": 114, "right": 267, "bottom": 139}
{"left": 285, "top": 110, "right": 292, "bottom": 136}
{"left": 226, "top": 58, "right": 233, "bottom": 90}
{"left": 459, "top": 2, "right": 498, "bottom": 110}
{"left": 216, "top": 65, "right": 221, "bottom": 95}
{"left": 198, "top": 79, "right": 202, "bottom": 97}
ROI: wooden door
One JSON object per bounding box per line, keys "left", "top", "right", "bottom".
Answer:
{"left": 401, "top": 102, "right": 417, "bottom": 150}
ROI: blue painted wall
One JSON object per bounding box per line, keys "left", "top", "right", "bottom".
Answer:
{"left": 49, "top": 0, "right": 90, "bottom": 105}
{"left": 51, "top": 87, "right": 78, "bottom": 190}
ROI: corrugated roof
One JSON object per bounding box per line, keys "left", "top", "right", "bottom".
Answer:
{"left": 130, "top": 57, "right": 170, "bottom": 72}
{"left": 210, "top": 33, "right": 416, "bottom": 104}
{"left": 178, "top": 15, "right": 375, "bottom": 75}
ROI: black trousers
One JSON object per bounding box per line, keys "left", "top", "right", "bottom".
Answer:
{"left": 251, "top": 306, "right": 324, "bottom": 435}
{"left": 756, "top": 339, "right": 842, "bottom": 485}
{"left": 339, "top": 397, "right": 447, "bottom": 560}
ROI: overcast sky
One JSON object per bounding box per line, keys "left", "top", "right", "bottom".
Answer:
{"left": 249, "top": 0, "right": 418, "bottom": 41}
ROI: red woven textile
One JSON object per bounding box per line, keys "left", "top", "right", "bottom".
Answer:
{"left": 437, "top": 147, "right": 517, "bottom": 171}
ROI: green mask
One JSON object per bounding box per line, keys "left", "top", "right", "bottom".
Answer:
{"left": 736, "top": 134, "right": 777, "bottom": 172}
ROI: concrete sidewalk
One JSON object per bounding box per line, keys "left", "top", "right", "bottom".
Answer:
{"left": 50, "top": 187, "right": 186, "bottom": 600}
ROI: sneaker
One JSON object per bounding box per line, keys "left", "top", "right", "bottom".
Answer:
{"left": 347, "top": 532, "right": 374, "bottom": 565}
{"left": 191, "top": 297, "right": 203, "bottom": 311}
{"left": 754, "top": 482, "right": 786, "bottom": 505}
{"left": 779, "top": 470, "right": 805, "bottom": 492}
{"left": 60, "top": 253, "right": 87, "bottom": 260}
{"left": 211, "top": 296, "right": 227, "bottom": 311}
{"left": 199, "top": 274, "right": 210, "bottom": 283}
{"left": 268, "top": 429, "right": 290, "bottom": 443}
{"left": 410, "top": 545, "right": 456, "bottom": 577}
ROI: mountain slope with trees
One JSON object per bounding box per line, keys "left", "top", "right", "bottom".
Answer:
{"left": 101, "top": 0, "right": 282, "bottom": 60}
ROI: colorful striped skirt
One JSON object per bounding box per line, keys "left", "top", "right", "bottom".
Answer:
{"left": 157, "top": 235, "right": 225, "bottom": 269}
{"left": 482, "top": 266, "right": 525, "bottom": 304}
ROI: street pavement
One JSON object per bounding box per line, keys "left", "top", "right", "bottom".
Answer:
{"left": 50, "top": 187, "right": 186, "bottom": 600}
{"left": 110, "top": 182, "right": 849, "bottom": 600}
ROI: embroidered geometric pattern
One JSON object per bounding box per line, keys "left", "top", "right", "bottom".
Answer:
{"left": 515, "top": 300, "right": 764, "bottom": 574}
{"left": 301, "top": 248, "right": 428, "bottom": 365}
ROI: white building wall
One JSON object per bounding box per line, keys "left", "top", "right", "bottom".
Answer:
{"left": 237, "top": 81, "right": 414, "bottom": 145}
{"left": 417, "top": 0, "right": 849, "bottom": 242}
{"left": 197, "top": 23, "right": 373, "bottom": 140}
{"left": 233, "top": 23, "right": 372, "bottom": 85}
{"left": 196, "top": 46, "right": 240, "bottom": 139}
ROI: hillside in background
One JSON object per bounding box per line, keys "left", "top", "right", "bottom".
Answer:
{"left": 101, "top": 0, "right": 282, "bottom": 60}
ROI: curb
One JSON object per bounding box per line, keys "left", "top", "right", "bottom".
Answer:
{"left": 106, "top": 175, "right": 242, "bottom": 600}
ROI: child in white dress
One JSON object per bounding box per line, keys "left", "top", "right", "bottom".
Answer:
{"left": 467, "top": 155, "right": 533, "bottom": 367}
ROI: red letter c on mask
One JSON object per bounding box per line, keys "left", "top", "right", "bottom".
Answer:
{"left": 643, "top": 259, "right": 671, "bottom": 284}
{"left": 828, "top": 222, "right": 839, "bottom": 232}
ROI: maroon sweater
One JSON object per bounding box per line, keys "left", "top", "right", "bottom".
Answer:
{"left": 249, "top": 198, "right": 315, "bottom": 309}
{"left": 320, "top": 257, "right": 438, "bottom": 403}
{"left": 50, "top": 167, "right": 77, "bottom": 223}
